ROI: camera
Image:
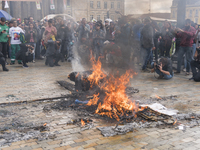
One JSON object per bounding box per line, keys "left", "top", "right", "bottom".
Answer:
{"left": 196, "top": 47, "right": 200, "bottom": 52}
{"left": 156, "top": 63, "right": 161, "bottom": 69}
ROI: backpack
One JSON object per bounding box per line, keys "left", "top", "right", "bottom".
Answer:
{"left": 19, "top": 32, "right": 26, "bottom": 44}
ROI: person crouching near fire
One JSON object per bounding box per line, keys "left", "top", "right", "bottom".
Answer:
{"left": 151, "top": 57, "right": 174, "bottom": 80}
{"left": 45, "top": 39, "right": 62, "bottom": 67}
{"left": 15, "top": 43, "right": 34, "bottom": 68}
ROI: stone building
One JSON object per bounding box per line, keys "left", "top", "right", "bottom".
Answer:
{"left": 171, "top": 0, "right": 200, "bottom": 24}
{"left": 6, "top": 0, "right": 124, "bottom": 22}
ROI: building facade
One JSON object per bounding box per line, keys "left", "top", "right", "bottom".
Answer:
{"left": 171, "top": 0, "right": 200, "bottom": 24}
{"left": 7, "top": 0, "right": 124, "bottom": 22}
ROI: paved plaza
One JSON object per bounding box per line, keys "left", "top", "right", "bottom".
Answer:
{"left": 1, "top": 60, "right": 200, "bottom": 150}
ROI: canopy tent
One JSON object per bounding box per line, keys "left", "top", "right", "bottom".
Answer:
{"left": 41, "top": 14, "right": 77, "bottom": 24}
{"left": 0, "top": 9, "right": 12, "bottom": 21}
{"left": 2, "top": 0, "right": 42, "bottom": 1}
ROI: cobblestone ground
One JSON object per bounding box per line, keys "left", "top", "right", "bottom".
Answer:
{"left": 1, "top": 60, "right": 200, "bottom": 150}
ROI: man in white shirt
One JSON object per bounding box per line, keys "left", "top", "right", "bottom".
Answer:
{"left": 9, "top": 20, "right": 24, "bottom": 64}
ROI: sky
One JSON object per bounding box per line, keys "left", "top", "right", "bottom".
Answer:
{"left": 125, "top": 0, "right": 173, "bottom": 14}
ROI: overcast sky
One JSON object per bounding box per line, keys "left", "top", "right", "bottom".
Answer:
{"left": 125, "top": 0, "right": 173, "bottom": 14}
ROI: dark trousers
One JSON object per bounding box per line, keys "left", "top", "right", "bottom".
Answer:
{"left": 142, "top": 47, "right": 152, "bottom": 70}
{"left": 177, "top": 46, "right": 193, "bottom": 73}
{"left": 0, "top": 42, "right": 7, "bottom": 60}
{"left": 160, "top": 42, "right": 172, "bottom": 58}
{"left": 0, "top": 56, "right": 6, "bottom": 70}
{"left": 46, "top": 53, "right": 61, "bottom": 67}
{"left": 191, "top": 60, "right": 200, "bottom": 82}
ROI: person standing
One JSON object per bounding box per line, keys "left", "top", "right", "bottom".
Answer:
{"left": 175, "top": 19, "right": 196, "bottom": 75}
{"left": 9, "top": 20, "right": 24, "bottom": 65}
{"left": 160, "top": 21, "right": 174, "bottom": 58}
{"left": 25, "top": 23, "right": 37, "bottom": 62}
{"left": 0, "top": 17, "right": 9, "bottom": 62}
{"left": 140, "top": 18, "right": 155, "bottom": 71}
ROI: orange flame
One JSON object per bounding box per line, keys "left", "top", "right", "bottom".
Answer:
{"left": 81, "top": 119, "right": 85, "bottom": 126}
{"left": 155, "top": 95, "right": 162, "bottom": 99}
{"left": 43, "top": 123, "right": 47, "bottom": 126}
{"left": 87, "top": 55, "right": 140, "bottom": 121}
{"left": 173, "top": 119, "right": 177, "bottom": 125}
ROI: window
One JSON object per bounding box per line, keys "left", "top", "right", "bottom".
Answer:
{"left": 97, "top": 1, "right": 101, "bottom": 9}
{"left": 111, "top": 2, "right": 114, "bottom": 9}
{"left": 97, "top": 15, "right": 101, "bottom": 21}
{"left": 104, "top": 15, "right": 107, "bottom": 21}
{"left": 189, "top": 10, "right": 192, "bottom": 18}
{"left": 90, "top": 1, "right": 93, "bottom": 8}
{"left": 104, "top": 2, "right": 107, "bottom": 9}
{"left": 172, "top": 11, "right": 175, "bottom": 18}
{"left": 195, "top": 18, "right": 198, "bottom": 23}
{"left": 67, "top": 0, "right": 70, "bottom": 6}
{"left": 111, "top": 15, "right": 114, "bottom": 21}
{"left": 90, "top": 15, "right": 93, "bottom": 21}
{"left": 195, "top": 9, "right": 198, "bottom": 17}
{"left": 117, "top": 2, "right": 120, "bottom": 9}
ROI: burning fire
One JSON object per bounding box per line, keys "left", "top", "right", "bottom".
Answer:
{"left": 87, "top": 56, "right": 141, "bottom": 121}
{"left": 81, "top": 119, "right": 85, "bottom": 126}
{"left": 155, "top": 95, "right": 162, "bottom": 100}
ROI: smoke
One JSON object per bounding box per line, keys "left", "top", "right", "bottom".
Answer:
{"left": 125, "top": 0, "right": 172, "bottom": 15}
{"left": 71, "top": 44, "right": 85, "bottom": 72}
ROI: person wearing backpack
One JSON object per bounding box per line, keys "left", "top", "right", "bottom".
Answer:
{"left": 9, "top": 20, "right": 24, "bottom": 65}
{"left": 0, "top": 17, "right": 9, "bottom": 63}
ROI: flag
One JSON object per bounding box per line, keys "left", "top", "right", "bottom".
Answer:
{"left": 36, "top": 1, "right": 41, "bottom": 10}
{"left": 4, "top": 1, "right": 9, "bottom": 9}
{"left": 63, "top": 0, "right": 66, "bottom": 10}
{"left": 50, "top": 0, "right": 55, "bottom": 10}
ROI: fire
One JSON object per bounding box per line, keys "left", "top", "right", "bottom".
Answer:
{"left": 43, "top": 123, "right": 47, "bottom": 126}
{"left": 173, "top": 119, "right": 177, "bottom": 125}
{"left": 81, "top": 119, "right": 85, "bottom": 126}
{"left": 155, "top": 95, "right": 162, "bottom": 99}
{"left": 87, "top": 56, "right": 140, "bottom": 121}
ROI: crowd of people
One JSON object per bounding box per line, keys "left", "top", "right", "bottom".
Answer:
{"left": 0, "top": 15, "right": 200, "bottom": 82}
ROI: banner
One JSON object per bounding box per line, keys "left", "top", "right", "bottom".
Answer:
{"left": 4, "top": 1, "right": 9, "bottom": 8}
{"left": 63, "top": 0, "right": 66, "bottom": 10}
{"left": 50, "top": 0, "right": 55, "bottom": 10}
{"left": 36, "top": 1, "right": 41, "bottom": 10}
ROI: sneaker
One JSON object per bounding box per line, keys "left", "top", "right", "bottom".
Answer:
{"left": 23, "top": 64, "right": 29, "bottom": 68}
{"left": 183, "top": 68, "right": 186, "bottom": 72}
{"left": 174, "top": 71, "right": 180, "bottom": 74}
{"left": 10, "top": 62, "right": 15, "bottom": 65}
{"left": 18, "top": 62, "right": 22, "bottom": 64}
{"left": 54, "top": 63, "right": 61, "bottom": 66}
{"left": 189, "top": 77, "right": 194, "bottom": 80}
{"left": 185, "top": 72, "right": 190, "bottom": 76}
{"left": 32, "top": 60, "right": 35, "bottom": 63}
{"left": 3, "top": 67, "right": 9, "bottom": 71}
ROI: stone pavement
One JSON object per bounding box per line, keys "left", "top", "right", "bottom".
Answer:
{"left": 1, "top": 60, "right": 200, "bottom": 150}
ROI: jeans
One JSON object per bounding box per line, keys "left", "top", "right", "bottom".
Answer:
{"left": 151, "top": 62, "right": 173, "bottom": 80}
{"left": 0, "top": 42, "right": 8, "bottom": 60}
{"left": 142, "top": 47, "right": 152, "bottom": 70}
{"left": 29, "top": 42, "right": 36, "bottom": 60}
{"left": 177, "top": 46, "right": 193, "bottom": 73}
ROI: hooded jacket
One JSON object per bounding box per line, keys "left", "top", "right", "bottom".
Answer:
{"left": 140, "top": 23, "right": 154, "bottom": 49}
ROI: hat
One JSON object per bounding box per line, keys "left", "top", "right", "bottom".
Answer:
{"left": 1, "top": 17, "right": 6, "bottom": 22}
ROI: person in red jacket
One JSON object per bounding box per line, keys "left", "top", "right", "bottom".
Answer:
{"left": 175, "top": 19, "right": 196, "bottom": 75}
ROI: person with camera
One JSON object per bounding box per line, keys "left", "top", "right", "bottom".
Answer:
{"left": 190, "top": 47, "right": 200, "bottom": 81}
{"left": 151, "top": 57, "right": 174, "bottom": 80}
{"left": 16, "top": 43, "right": 34, "bottom": 68}
{"left": 175, "top": 19, "right": 196, "bottom": 75}
{"left": 25, "top": 23, "right": 37, "bottom": 63}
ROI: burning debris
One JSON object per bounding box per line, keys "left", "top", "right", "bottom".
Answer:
{"left": 67, "top": 118, "right": 94, "bottom": 131}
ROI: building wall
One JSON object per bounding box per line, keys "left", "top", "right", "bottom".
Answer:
{"left": 8, "top": 0, "right": 124, "bottom": 22}
{"left": 171, "top": 0, "right": 200, "bottom": 24}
